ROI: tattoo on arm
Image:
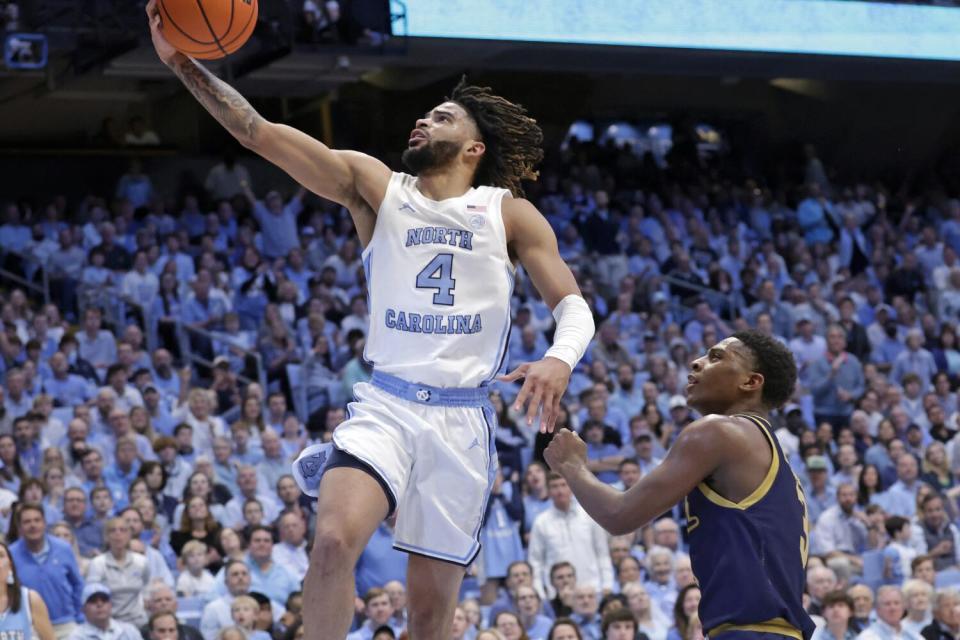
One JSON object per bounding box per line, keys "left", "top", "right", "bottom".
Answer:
{"left": 172, "top": 57, "right": 262, "bottom": 144}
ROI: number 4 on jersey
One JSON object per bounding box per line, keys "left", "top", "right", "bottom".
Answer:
{"left": 416, "top": 254, "right": 456, "bottom": 305}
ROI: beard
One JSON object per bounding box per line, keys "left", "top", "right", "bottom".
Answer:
{"left": 401, "top": 139, "right": 461, "bottom": 175}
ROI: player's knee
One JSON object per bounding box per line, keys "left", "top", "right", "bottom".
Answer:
{"left": 310, "top": 524, "right": 358, "bottom": 570}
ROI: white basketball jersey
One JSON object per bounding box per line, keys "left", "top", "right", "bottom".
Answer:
{"left": 362, "top": 172, "right": 514, "bottom": 387}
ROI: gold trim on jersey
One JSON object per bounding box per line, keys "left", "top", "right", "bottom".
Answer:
{"left": 697, "top": 414, "right": 779, "bottom": 510}
{"left": 708, "top": 616, "right": 803, "bottom": 640}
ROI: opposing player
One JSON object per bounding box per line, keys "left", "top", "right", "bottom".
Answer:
{"left": 147, "top": 3, "right": 594, "bottom": 637}
{"left": 546, "top": 331, "right": 816, "bottom": 640}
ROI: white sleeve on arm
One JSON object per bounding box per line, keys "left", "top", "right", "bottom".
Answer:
{"left": 544, "top": 294, "right": 595, "bottom": 371}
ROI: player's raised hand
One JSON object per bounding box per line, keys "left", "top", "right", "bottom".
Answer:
{"left": 145, "top": 0, "right": 181, "bottom": 67}
{"left": 544, "top": 428, "right": 588, "bottom": 477}
{"left": 497, "top": 356, "right": 571, "bottom": 434}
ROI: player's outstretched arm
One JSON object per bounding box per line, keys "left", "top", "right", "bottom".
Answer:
{"left": 145, "top": 0, "right": 389, "bottom": 216}
{"left": 498, "top": 198, "right": 594, "bottom": 433}
{"left": 544, "top": 417, "right": 730, "bottom": 535}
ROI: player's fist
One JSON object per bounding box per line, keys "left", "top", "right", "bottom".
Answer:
{"left": 544, "top": 428, "right": 588, "bottom": 478}
{"left": 145, "top": 0, "right": 181, "bottom": 67}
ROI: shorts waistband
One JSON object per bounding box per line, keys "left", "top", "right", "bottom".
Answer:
{"left": 371, "top": 370, "right": 489, "bottom": 407}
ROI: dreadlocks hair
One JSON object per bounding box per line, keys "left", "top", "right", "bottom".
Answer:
{"left": 448, "top": 76, "right": 544, "bottom": 199}
{"left": 731, "top": 329, "right": 798, "bottom": 409}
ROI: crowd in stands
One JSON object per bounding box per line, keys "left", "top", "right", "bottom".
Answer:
{"left": 0, "top": 129, "right": 959, "bottom": 640}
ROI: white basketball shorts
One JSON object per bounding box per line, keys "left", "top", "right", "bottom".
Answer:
{"left": 295, "top": 370, "right": 498, "bottom": 566}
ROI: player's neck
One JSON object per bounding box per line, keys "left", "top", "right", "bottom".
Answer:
{"left": 719, "top": 400, "right": 767, "bottom": 420}
{"left": 415, "top": 170, "right": 474, "bottom": 202}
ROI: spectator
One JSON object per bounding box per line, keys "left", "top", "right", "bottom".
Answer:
{"left": 644, "top": 546, "right": 678, "bottom": 617}
{"left": 347, "top": 588, "right": 402, "bottom": 640}
{"left": 61, "top": 487, "right": 103, "bottom": 557}
{"left": 273, "top": 512, "right": 308, "bottom": 583}
{"left": 546, "top": 562, "right": 576, "bottom": 619}
{"left": 901, "top": 580, "right": 934, "bottom": 637}
{"left": 884, "top": 517, "right": 918, "bottom": 585}
{"left": 241, "top": 184, "right": 306, "bottom": 261}
{"left": 912, "top": 556, "right": 937, "bottom": 588}
{"left": 229, "top": 596, "right": 268, "bottom": 640}
{"left": 175, "top": 540, "right": 216, "bottom": 599}
{"left": 119, "top": 507, "right": 172, "bottom": 587}
{"left": 623, "top": 582, "right": 670, "bottom": 640}
{"left": 569, "top": 586, "right": 602, "bottom": 640}
{"left": 857, "top": 586, "right": 919, "bottom": 640}
{"left": 665, "top": 583, "right": 700, "bottom": 640}
{"left": 170, "top": 495, "right": 223, "bottom": 566}
{"left": 141, "top": 581, "right": 204, "bottom": 640}
{"left": 76, "top": 308, "right": 117, "bottom": 377}
{"left": 807, "top": 566, "right": 838, "bottom": 616}
{"left": 848, "top": 585, "right": 874, "bottom": 633}
{"left": 920, "top": 587, "right": 960, "bottom": 640}
{"left": 601, "top": 607, "right": 638, "bottom": 640}
{"left": 145, "top": 612, "right": 180, "bottom": 640}
{"left": 115, "top": 160, "right": 154, "bottom": 210}
{"left": 806, "top": 325, "right": 866, "bottom": 430}
{"left": 244, "top": 526, "right": 297, "bottom": 605}
{"left": 812, "top": 483, "right": 868, "bottom": 558}
{"left": 514, "top": 586, "right": 553, "bottom": 638}
{"left": 746, "top": 280, "right": 795, "bottom": 339}
{"left": 914, "top": 494, "right": 960, "bottom": 571}
{"left": 205, "top": 152, "right": 252, "bottom": 202}
{"left": 224, "top": 466, "right": 280, "bottom": 529}
{"left": 528, "top": 473, "right": 614, "bottom": 599}
{"left": 86, "top": 518, "right": 150, "bottom": 627}
{"left": 68, "top": 583, "right": 142, "bottom": 640}
{"left": 11, "top": 504, "right": 83, "bottom": 630}
{"left": 199, "top": 560, "right": 252, "bottom": 640}
{"left": 874, "top": 454, "right": 922, "bottom": 518}
{"left": 812, "top": 590, "right": 856, "bottom": 640}
{"left": 124, "top": 117, "right": 160, "bottom": 146}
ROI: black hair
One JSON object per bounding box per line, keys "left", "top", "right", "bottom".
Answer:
{"left": 448, "top": 76, "right": 544, "bottom": 198}
{"left": 601, "top": 606, "right": 637, "bottom": 635}
{"left": 885, "top": 515, "right": 910, "bottom": 537}
{"left": 731, "top": 330, "right": 798, "bottom": 409}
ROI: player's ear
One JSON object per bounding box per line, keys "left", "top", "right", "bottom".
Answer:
{"left": 739, "top": 371, "right": 764, "bottom": 395}
{"left": 464, "top": 139, "right": 485, "bottom": 159}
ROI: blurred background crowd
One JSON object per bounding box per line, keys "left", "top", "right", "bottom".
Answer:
{"left": 0, "top": 128, "right": 959, "bottom": 640}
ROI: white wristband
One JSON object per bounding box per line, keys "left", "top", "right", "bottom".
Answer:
{"left": 544, "top": 294, "right": 595, "bottom": 371}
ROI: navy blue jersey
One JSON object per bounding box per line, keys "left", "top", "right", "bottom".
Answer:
{"left": 684, "top": 414, "right": 815, "bottom": 640}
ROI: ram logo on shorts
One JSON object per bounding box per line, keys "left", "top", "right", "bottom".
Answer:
{"left": 416, "top": 389, "right": 432, "bottom": 402}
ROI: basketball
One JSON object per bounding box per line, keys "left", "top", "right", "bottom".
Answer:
{"left": 157, "top": 0, "right": 258, "bottom": 60}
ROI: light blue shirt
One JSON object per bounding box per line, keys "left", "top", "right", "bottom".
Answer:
{"left": 247, "top": 556, "right": 299, "bottom": 604}
{"left": 253, "top": 199, "right": 303, "bottom": 259}
{"left": 872, "top": 480, "right": 920, "bottom": 518}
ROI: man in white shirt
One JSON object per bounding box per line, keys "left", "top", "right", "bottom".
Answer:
{"left": 121, "top": 251, "right": 159, "bottom": 310}
{"left": 272, "top": 511, "right": 309, "bottom": 582}
{"left": 528, "top": 472, "right": 614, "bottom": 599}
{"left": 223, "top": 465, "right": 282, "bottom": 528}
{"left": 856, "top": 585, "right": 921, "bottom": 640}
{"left": 68, "top": 583, "right": 143, "bottom": 640}
{"left": 200, "top": 561, "right": 251, "bottom": 640}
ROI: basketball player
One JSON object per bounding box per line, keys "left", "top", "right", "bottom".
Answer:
{"left": 146, "top": 3, "right": 595, "bottom": 638}
{"left": 545, "top": 331, "right": 816, "bottom": 640}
